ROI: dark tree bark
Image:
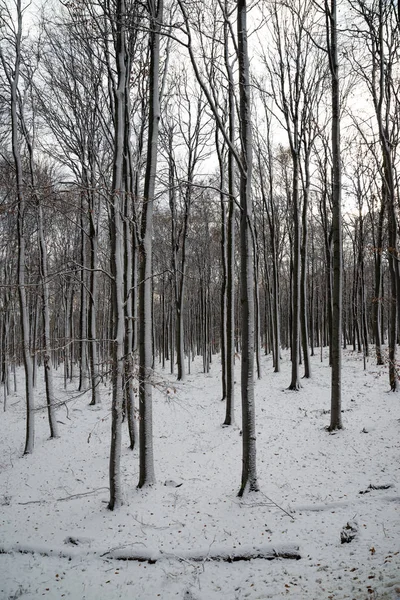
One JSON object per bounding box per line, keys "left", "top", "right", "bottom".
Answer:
{"left": 137, "top": 0, "right": 163, "bottom": 488}
{"left": 327, "top": 0, "right": 343, "bottom": 430}
{"left": 237, "top": 0, "right": 258, "bottom": 496}
{"left": 109, "top": 0, "right": 128, "bottom": 510}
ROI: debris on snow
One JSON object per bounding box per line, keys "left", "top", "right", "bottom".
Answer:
{"left": 340, "top": 520, "right": 358, "bottom": 544}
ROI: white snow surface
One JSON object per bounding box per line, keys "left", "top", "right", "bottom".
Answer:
{"left": 0, "top": 349, "right": 399, "bottom": 600}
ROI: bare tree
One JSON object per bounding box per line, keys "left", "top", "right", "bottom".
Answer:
{"left": 348, "top": 0, "right": 400, "bottom": 390}
{"left": 137, "top": 0, "right": 164, "bottom": 488}
{"left": 20, "top": 93, "right": 59, "bottom": 439}
{"left": 326, "top": 0, "right": 343, "bottom": 429}
{"left": 263, "top": 0, "right": 326, "bottom": 386}
{"left": 237, "top": 0, "right": 258, "bottom": 494}
{"left": 0, "top": 0, "right": 35, "bottom": 453}
{"left": 108, "top": 0, "right": 129, "bottom": 509}
{"left": 37, "top": 10, "right": 109, "bottom": 404}
{"left": 160, "top": 74, "right": 210, "bottom": 382}
{"left": 178, "top": 0, "right": 258, "bottom": 494}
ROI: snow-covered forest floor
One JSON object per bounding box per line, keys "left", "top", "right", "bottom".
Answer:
{"left": 0, "top": 349, "right": 399, "bottom": 600}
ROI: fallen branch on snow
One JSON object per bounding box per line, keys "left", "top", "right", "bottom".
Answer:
{"left": 292, "top": 501, "right": 348, "bottom": 512}
{"left": 109, "top": 544, "right": 301, "bottom": 563}
{"left": 17, "top": 487, "right": 109, "bottom": 505}
{"left": 359, "top": 484, "right": 393, "bottom": 495}
{"left": 236, "top": 492, "right": 294, "bottom": 520}
{"left": 0, "top": 544, "right": 82, "bottom": 560}
{"left": 0, "top": 543, "right": 301, "bottom": 563}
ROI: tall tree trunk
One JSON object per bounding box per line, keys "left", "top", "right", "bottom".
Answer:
{"left": 78, "top": 196, "right": 89, "bottom": 392}
{"left": 373, "top": 199, "right": 385, "bottom": 365}
{"left": 385, "top": 161, "right": 398, "bottom": 391}
{"left": 289, "top": 155, "right": 301, "bottom": 390}
{"left": 237, "top": 0, "right": 258, "bottom": 496}
{"left": 88, "top": 184, "right": 100, "bottom": 406}
{"left": 124, "top": 71, "right": 137, "bottom": 449}
{"left": 37, "top": 199, "right": 59, "bottom": 438}
{"left": 0, "top": 1, "right": 35, "bottom": 453}
{"left": 138, "top": 0, "right": 163, "bottom": 488}
{"left": 328, "top": 0, "right": 343, "bottom": 430}
{"left": 216, "top": 133, "right": 228, "bottom": 401}
{"left": 124, "top": 189, "right": 137, "bottom": 450}
{"left": 300, "top": 155, "right": 311, "bottom": 379}
{"left": 223, "top": 7, "right": 236, "bottom": 424}
{"left": 108, "top": 0, "right": 128, "bottom": 510}
{"left": 254, "top": 243, "right": 262, "bottom": 380}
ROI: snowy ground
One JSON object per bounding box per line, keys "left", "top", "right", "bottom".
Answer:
{"left": 0, "top": 349, "right": 399, "bottom": 600}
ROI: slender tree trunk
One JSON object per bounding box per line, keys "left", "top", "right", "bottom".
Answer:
{"left": 88, "top": 186, "right": 100, "bottom": 406}
{"left": 38, "top": 200, "right": 59, "bottom": 438}
{"left": 257, "top": 126, "right": 281, "bottom": 372}
{"left": 300, "top": 156, "right": 311, "bottom": 379}
{"left": 124, "top": 195, "right": 137, "bottom": 449}
{"left": 0, "top": 2, "right": 35, "bottom": 453}
{"left": 224, "top": 9, "right": 236, "bottom": 424}
{"left": 237, "top": 0, "right": 258, "bottom": 496}
{"left": 357, "top": 207, "right": 369, "bottom": 359}
{"left": 254, "top": 233, "right": 262, "bottom": 380}
{"left": 78, "top": 195, "right": 89, "bottom": 392}
{"left": 310, "top": 218, "right": 315, "bottom": 356}
{"left": 271, "top": 223, "right": 281, "bottom": 373}
{"left": 124, "top": 75, "right": 137, "bottom": 449}
{"left": 386, "top": 163, "right": 398, "bottom": 391}
{"left": 373, "top": 199, "right": 385, "bottom": 365}
{"left": 328, "top": 0, "right": 343, "bottom": 430}
{"left": 138, "top": 0, "right": 163, "bottom": 488}
{"left": 31, "top": 294, "right": 39, "bottom": 388}
{"left": 224, "top": 153, "right": 236, "bottom": 423}
{"left": 216, "top": 133, "right": 228, "bottom": 401}
{"left": 108, "top": 0, "right": 128, "bottom": 510}
{"left": 289, "top": 155, "right": 301, "bottom": 390}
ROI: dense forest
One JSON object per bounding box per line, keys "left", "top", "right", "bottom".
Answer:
{"left": 0, "top": 0, "right": 399, "bottom": 508}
